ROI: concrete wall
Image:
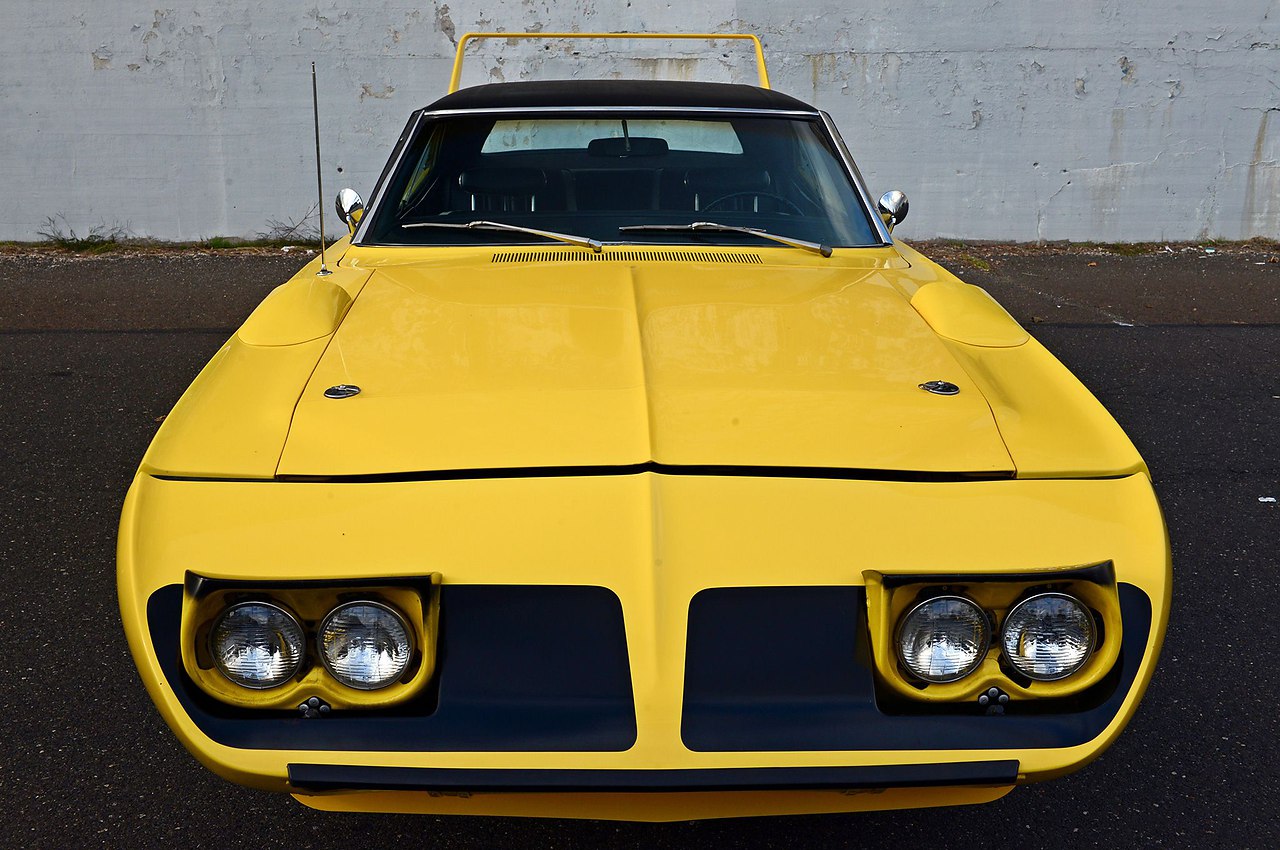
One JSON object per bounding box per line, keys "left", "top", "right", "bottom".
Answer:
{"left": 1, "top": 1, "right": 1276, "bottom": 242}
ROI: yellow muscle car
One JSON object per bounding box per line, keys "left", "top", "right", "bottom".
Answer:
{"left": 117, "top": 33, "right": 1170, "bottom": 821}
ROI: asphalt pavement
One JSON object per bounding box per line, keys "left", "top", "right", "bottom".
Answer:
{"left": 0, "top": 246, "right": 1276, "bottom": 849}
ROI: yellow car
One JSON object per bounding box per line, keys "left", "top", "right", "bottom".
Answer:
{"left": 118, "top": 33, "right": 1169, "bottom": 821}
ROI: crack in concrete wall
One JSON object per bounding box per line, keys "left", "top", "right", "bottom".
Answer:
{"left": 0, "top": 1, "right": 1276, "bottom": 241}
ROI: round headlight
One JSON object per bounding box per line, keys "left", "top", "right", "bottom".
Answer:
{"left": 211, "top": 602, "right": 305, "bottom": 689}
{"left": 1001, "top": 593, "right": 1096, "bottom": 681}
{"left": 318, "top": 601, "right": 414, "bottom": 690}
{"left": 896, "top": 595, "right": 990, "bottom": 683}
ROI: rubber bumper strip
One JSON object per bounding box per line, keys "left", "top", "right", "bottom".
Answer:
{"left": 287, "top": 760, "right": 1020, "bottom": 793}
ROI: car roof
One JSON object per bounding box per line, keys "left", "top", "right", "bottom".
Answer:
{"left": 424, "top": 80, "right": 819, "bottom": 113}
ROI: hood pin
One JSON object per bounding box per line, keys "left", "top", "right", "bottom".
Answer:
{"left": 919, "top": 380, "right": 960, "bottom": 396}
{"left": 324, "top": 384, "right": 361, "bottom": 399}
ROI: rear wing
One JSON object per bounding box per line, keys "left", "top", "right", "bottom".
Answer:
{"left": 448, "top": 32, "right": 771, "bottom": 93}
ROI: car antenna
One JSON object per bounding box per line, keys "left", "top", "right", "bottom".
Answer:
{"left": 310, "top": 61, "right": 332, "bottom": 276}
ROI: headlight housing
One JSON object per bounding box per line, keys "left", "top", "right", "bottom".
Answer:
{"left": 1001, "top": 592, "right": 1096, "bottom": 681}
{"left": 318, "top": 601, "right": 414, "bottom": 690}
{"left": 895, "top": 595, "right": 990, "bottom": 683}
{"left": 210, "top": 601, "right": 306, "bottom": 689}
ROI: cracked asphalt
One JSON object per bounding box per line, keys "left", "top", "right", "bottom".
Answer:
{"left": 0, "top": 246, "right": 1276, "bottom": 849}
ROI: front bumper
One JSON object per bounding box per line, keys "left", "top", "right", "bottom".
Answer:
{"left": 118, "top": 469, "right": 1169, "bottom": 818}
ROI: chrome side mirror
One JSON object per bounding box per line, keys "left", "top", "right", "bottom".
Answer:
{"left": 335, "top": 188, "right": 365, "bottom": 235}
{"left": 877, "top": 190, "right": 909, "bottom": 232}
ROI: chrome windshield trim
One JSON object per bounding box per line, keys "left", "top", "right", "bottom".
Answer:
{"left": 352, "top": 110, "right": 425, "bottom": 246}
{"left": 820, "top": 110, "right": 894, "bottom": 246}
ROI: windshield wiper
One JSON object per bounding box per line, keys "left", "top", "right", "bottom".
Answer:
{"left": 402, "top": 220, "right": 603, "bottom": 252}
{"left": 618, "top": 221, "right": 832, "bottom": 258}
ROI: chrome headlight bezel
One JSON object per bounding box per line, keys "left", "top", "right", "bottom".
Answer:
{"left": 1000, "top": 591, "right": 1097, "bottom": 682}
{"left": 209, "top": 600, "right": 306, "bottom": 690}
{"left": 317, "top": 600, "right": 416, "bottom": 691}
{"left": 894, "top": 594, "right": 992, "bottom": 684}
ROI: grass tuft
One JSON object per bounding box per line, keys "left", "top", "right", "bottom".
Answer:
{"left": 36, "top": 215, "right": 131, "bottom": 253}
{"left": 256, "top": 203, "right": 321, "bottom": 243}
{"left": 957, "top": 252, "right": 992, "bottom": 271}
{"left": 202, "top": 236, "right": 241, "bottom": 249}
{"left": 200, "top": 235, "right": 322, "bottom": 249}
{"left": 1099, "top": 242, "right": 1157, "bottom": 256}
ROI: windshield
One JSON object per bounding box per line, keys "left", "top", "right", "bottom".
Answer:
{"left": 363, "top": 112, "right": 883, "bottom": 248}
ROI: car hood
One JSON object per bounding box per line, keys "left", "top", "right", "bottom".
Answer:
{"left": 276, "top": 257, "right": 1014, "bottom": 476}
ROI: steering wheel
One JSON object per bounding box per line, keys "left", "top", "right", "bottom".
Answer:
{"left": 704, "top": 191, "right": 806, "bottom": 216}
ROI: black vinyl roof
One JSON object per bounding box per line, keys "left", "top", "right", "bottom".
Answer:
{"left": 425, "top": 80, "right": 818, "bottom": 112}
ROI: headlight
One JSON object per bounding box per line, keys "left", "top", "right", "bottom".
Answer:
{"left": 319, "top": 601, "right": 414, "bottom": 690}
{"left": 896, "top": 595, "right": 990, "bottom": 683}
{"left": 1001, "top": 593, "right": 1096, "bottom": 681}
{"left": 211, "top": 602, "right": 305, "bottom": 689}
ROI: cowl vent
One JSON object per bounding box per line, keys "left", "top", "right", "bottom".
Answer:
{"left": 492, "top": 250, "right": 763, "bottom": 264}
